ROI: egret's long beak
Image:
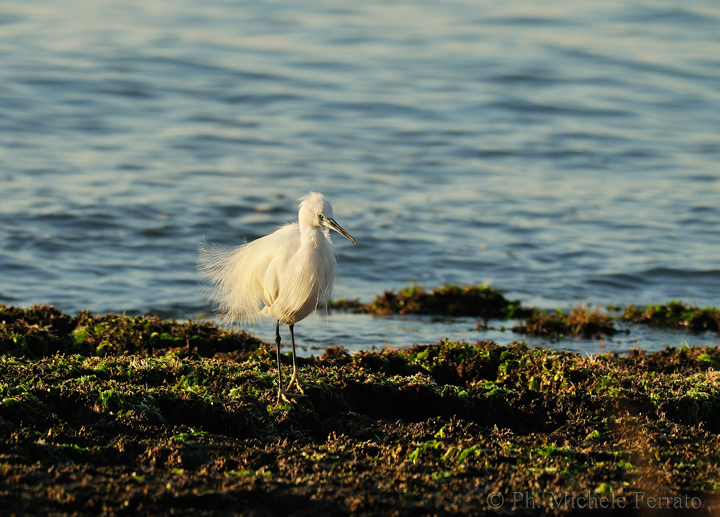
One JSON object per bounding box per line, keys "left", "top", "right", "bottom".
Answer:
{"left": 325, "top": 218, "right": 357, "bottom": 244}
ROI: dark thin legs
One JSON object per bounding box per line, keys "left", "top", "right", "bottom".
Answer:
{"left": 274, "top": 321, "right": 304, "bottom": 405}
{"left": 290, "top": 324, "right": 297, "bottom": 378}
{"left": 287, "top": 324, "right": 304, "bottom": 394}
{"left": 275, "top": 321, "right": 285, "bottom": 402}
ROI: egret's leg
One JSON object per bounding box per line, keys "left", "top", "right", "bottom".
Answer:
{"left": 275, "top": 321, "right": 293, "bottom": 405}
{"left": 286, "top": 324, "right": 305, "bottom": 394}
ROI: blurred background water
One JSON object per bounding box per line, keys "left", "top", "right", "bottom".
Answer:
{"left": 1, "top": 0, "right": 719, "bottom": 354}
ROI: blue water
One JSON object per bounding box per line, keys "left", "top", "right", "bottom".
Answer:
{"left": 2, "top": 0, "right": 720, "bottom": 354}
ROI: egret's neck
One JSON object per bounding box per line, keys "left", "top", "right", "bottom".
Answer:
{"left": 300, "top": 224, "right": 331, "bottom": 249}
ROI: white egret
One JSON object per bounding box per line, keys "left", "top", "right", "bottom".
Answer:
{"left": 198, "top": 192, "right": 357, "bottom": 404}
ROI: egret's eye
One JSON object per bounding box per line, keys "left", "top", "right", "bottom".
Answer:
{"left": 318, "top": 213, "right": 325, "bottom": 220}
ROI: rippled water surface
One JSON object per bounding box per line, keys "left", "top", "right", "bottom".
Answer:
{"left": 2, "top": 0, "right": 719, "bottom": 353}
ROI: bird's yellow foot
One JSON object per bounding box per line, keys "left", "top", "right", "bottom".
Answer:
{"left": 276, "top": 387, "right": 306, "bottom": 406}
{"left": 277, "top": 389, "right": 295, "bottom": 406}
{"left": 286, "top": 371, "right": 306, "bottom": 395}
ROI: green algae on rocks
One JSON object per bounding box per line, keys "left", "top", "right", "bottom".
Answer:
{"left": 332, "top": 285, "right": 619, "bottom": 338}
{"left": 623, "top": 301, "right": 720, "bottom": 333}
{"left": 332, "top": 283, "right": 720, "bottom": 339}
{"left": 512, "top": 303, "right": 618, "bottom": 339}
{"left": 1, "top": 335, "right": 719, "bottom": 515}
{"left": 0, "top": 304, "right": 261, "bottom": 359}
{"left": 333, "top": 284, "right": 531, "bottom": 320}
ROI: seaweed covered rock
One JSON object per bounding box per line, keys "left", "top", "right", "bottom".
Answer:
{"left": 333, "top": 284, "right": 720, "bottom": 340}
{"left": 1, "top": 335, "right": 720, "bottom": 515}
{"left": 340, "top": 284, "right": 530, "bottom": 319}
{"left": 0, "top": 304, "right": 79, "bottom": 357}
{"left": 623, "top": 301, "right": 720, "bottom": 333}
{"left": 512, "top": 303, "right": 618, "bottom": 339}
{"left": 0, "top": 304, "right": 262, "bottom": 358}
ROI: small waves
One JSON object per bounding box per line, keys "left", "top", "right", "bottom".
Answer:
{"left": 0, "top": 0, "right": 719, "bottom": 354}
{"left": 589, "top": 268, "right": 720, "bottom": 307}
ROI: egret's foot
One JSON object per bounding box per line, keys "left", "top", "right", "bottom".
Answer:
{"left": 276, "top": 389, "right": 296, "bottom": 406}
{"left": 286, "top": 371, "right": 306, "bottom": 395}
{"left": 276, "top": 388, "right": 306, "bottom": 406}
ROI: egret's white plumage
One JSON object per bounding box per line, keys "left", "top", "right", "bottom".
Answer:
{"left": 198, "top": 192, "right": 356, "bottom": 404}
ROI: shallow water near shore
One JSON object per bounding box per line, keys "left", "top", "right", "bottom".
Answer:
{"left": 1, "top": 0, "right": 719, "bottom": 352}
{"left": 256, "top": 312, "right": 720, "bottom": 357}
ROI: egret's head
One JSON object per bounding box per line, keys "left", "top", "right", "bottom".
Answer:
{"left": 298, "top": 191, "right": 357, "bottom": 244}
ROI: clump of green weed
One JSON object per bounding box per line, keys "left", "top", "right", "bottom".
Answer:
{"left": 0, "top": 304, "right": 82, "bottom": 357}
{"left": 513, "top": 303, "right": 617, "bottom": 339}
{"left": 352, "top": 284, "right": 529, "bottom": 320}
{"left": 0, "top": 304, "right": 263, "bottom": 358}
{"left": 623, "top": 301, "right": 720, "bottom": 333}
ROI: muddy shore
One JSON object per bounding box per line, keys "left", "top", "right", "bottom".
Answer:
{"left": 1, "top": 305, "right": 719, "bottom": 515}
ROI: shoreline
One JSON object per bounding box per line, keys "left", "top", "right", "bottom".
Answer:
{"left": 3, "top": 281, "right": 720, "bottom": 360}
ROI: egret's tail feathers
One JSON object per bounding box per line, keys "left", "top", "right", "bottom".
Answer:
{"left": 198, "top": 242, "right": 265, "bottom": 327}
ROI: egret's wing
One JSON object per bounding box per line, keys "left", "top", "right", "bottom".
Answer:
{"left": 198, "top": 224, "right": 300, "bottom": 326}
